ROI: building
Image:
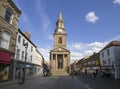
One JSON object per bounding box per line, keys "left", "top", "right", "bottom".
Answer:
{"left": 81, "top": 53, "right": 100, "bottom": 76}
{"left": 76, "top": 58, "right": 86, "bottom": 73}
{"left": 99, "top": 40, "right": 120, "bottom": 79}
{"left": 0, "top": 0, "right": 21, "bottom": 81}
{"left": 70, "top": 60, "right": 79, "bottom": 73}
{"left": 50, "top": 12, "right": 70, "bottom": 76}
{"left": 34, "top": 49, "right": 44, "bottom": 75}
{"left": 13, "top": 29, "right": 43, "bottom": 80}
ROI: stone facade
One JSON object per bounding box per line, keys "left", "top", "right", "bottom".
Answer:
{"left": 0, "top": 0, "right": 21, "bottom": 81}
{"left": 50, "top": 12, "right": 70, "bottom": 76}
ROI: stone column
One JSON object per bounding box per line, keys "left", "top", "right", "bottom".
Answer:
{"left": 63, "top": 54, "right": 66, "bottom": 69}
{"left": 56, "top": 54, "right": 57, "bottom": 69}
{"left": 51, "top": 54, "right": 53, "bottom": 69}
{"left": 68, "top": 53, "right": 70, "bottom": 66}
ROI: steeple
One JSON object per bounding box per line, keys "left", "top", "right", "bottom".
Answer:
{"left": 56, "top": 12, "right": 64, "bottom": 29}
{"left": 58, "top": 11, "right": 63, "bottom": 20}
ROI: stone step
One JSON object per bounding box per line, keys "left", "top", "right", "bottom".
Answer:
{"left": 51, "top": 69, "right": 69, "bottom": 76}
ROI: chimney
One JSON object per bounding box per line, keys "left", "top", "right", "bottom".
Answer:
{"left": 24, "top": 32, "right": 31, "bottom": 39}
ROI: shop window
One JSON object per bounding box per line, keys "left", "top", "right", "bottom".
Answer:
{"left": 0, "top": 30, "right": 10, "bottom": 49}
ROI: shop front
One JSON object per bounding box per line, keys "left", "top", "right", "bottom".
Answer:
{"left": 0, "top": 51, "right": 12, "bottom": 81}
{"left": 12, "top": 60, "right": 42, "bottom": 80}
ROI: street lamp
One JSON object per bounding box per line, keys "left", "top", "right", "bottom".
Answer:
{"left": 22, "top": 42, "right": 28, "bottom": 84}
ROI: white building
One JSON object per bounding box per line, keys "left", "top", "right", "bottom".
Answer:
{"left": 100, "top": 40, "right": 120, "bottom": 79}
{"left": 34, "top": 49, "right": 44, "bottom": 75}
{"left": 12, "top": 29, "right": 44, "bottom": 80}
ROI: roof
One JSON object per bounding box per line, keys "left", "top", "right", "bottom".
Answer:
{"left": 8, "top": 0, "right": 21, "bottom": 15}
{"left": 100, "top": 40, "right": 120, "bottom": 52}
{"left": 18, "top": 28, "right": 36, "bottom": 47}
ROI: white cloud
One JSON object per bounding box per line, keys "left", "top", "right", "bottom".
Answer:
{"left": 85, "top": 11, "right": 99, "bottom": 23}
{"left": 69, "top": 41, "right": 108, "bottom": 63}
{"left": 38, "top": 47, "right": 50, "bottom": 62}
{"left": 113, "top": 0, "right": 120, "bottom": 5}
{"left": 71, "top": 43, "right": 84, "bottom": 50}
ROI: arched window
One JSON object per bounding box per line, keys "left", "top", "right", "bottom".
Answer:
{"left": 5, "top": 8, "right": 13, "bottom": 24}
{"left": 0, "top": 30, "right": 10, "bottom": 49}
{"left": 59, "top": 37, "right": 62, "bottom": 44}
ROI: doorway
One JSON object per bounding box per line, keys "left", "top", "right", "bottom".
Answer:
{"left": 57, "top": 55, "right": 63, "bottom": 69}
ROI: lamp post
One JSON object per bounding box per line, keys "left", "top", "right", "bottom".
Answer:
{"left": 22, "top": 42, "right": 28, "bottom": 84}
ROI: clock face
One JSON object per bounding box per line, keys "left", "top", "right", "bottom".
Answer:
{"left": 58, "top": 29, "right": 62, "bottom": 33}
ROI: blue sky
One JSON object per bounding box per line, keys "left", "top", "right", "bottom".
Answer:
{"left": 13, "top": 0, "right": 120, "bottom": 63}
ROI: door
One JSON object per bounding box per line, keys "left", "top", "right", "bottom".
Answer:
{"left": 58, "top": 55, "right": 63, "bottom": 69}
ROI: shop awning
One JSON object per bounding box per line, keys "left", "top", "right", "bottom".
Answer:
{"left": 0, "top": 51, "right": 12, "bottom": 64}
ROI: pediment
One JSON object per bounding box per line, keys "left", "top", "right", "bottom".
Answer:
{"left": 51, "top": 47, "right": 69, "bottom": 52}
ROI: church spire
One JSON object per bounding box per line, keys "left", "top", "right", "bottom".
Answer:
{"left": 56, "top": 11, "right": 64, "bottom": 29}
{"left": 58, "top": 11, "right": 63, "bottom": 20}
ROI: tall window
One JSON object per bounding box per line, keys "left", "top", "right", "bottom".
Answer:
{"left": 21, "top": 51, "right": 24, "bottom": 60}
{"left": 23, "top": 39, "right": 25, "bottom": 45}
{"left": 107, "top": 49, "right": 110, "bottom": 56}
{"left": 16, "top": 49, "right": 20, "bottom": 60}
{"left": 5, "top": 8, "right": 13, "bottom": 24}
{"left": 108, "top": 58, "right": 111, "bottom": 65}
{"left": 102, "top": 52, "right": 104, "bottom": 58}
{"left": 0, "top": 31, "right": 10, "bottom": 49}
{"left": 18, "top": 35, "right": 21, "bottom": 43}
{"left": 59, "top": 37, "right": 62, "bottom": 44}
{"left": 31, "top": 46, "right": 33, "bottom": 52}
{"left": 30, "top": 55, "right": 32, "bottom": 62}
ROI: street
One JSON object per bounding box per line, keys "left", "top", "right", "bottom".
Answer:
{"left": 0, "top": 75, "right": 120, "bottom": 89}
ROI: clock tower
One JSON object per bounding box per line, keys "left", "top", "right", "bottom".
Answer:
{"left": 54, "top": 12, "right": 66, "bottom": 49}
{"left": 50, "top": 12, "right": 70, "bottom": 76}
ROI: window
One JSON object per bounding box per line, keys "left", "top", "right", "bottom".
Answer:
{"left": 21, "top": 51, "right": 24, "bottom": 60}
{"left": 31, "top": 46, "right": 33, "bottom": 52}
{"left": 5, "top": 8, "right": 13, "bottom": 24}
{"left": 23, "top": 39, "right": 25, "bottom": 45}
{"left": 102, "top": 52, "right": 104, "bottom": 58}
{"left": 108, "top": 58, "right": 111, "bottom": 65}
{"left": 59, "top": 37, "right": 62, "bottom": 44}
{"left": 0, "top": 31, "right": 10, "bottom": 49}
{"left": 16, "top": 49, "right": 20, "bottom": 60}
{"left": 30, "top": 55, "right": 32, "bottom": 62}
{"left": 18, "top": 35, "right": 21, "bottom": 43}
{"left": 107, "top": 49, "right": 110, "bottom": 56}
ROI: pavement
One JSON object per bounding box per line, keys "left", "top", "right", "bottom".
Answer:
{"left": 76, "top": 74, "right": 120, "bottom": 89}
{"left": 0, "top": 74, "right": 42, "bottom": 87}
{"left": 0, "top": 74, "right": 120, "bottom": 89}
